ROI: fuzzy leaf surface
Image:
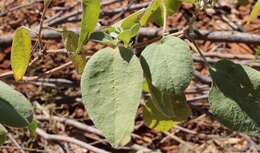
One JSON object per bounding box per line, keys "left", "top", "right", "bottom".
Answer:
{"left": 141, "top": 36, "right": 192, "bottom": 118}
{"left": 81, "top": 47, "right": 143, "bottom": 147}
{"left": 0, "top": 81, "right": 33, "bottom": 127}
{"left": 209, "top": 60, "right": 260, "bottom": 135}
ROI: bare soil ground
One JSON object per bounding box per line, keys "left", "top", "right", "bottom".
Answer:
{"left": 0, "top": 0, "right": 260, "bottom": 152}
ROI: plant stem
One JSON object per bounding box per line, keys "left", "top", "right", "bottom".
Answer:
{"left": 184, "top": 12, "right": 211, "bottom": 68}
{"left": 188, "top": 37, "right": 211, "bottom": 68}
{"left": 38, "top": 0, "right": 52, "bottom": 48}
{"left": 161, "top": 0, "right": 167, "bottom": 36}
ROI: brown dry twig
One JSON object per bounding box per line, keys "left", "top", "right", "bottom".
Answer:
{"left": 0, "top": 125, "right": 26, "bottom": 153}
{"left": 3, "top": 28, "right": 260, "bottom": 47}
{"left": 36, "top": 128, "right": 110, "bottom": 153}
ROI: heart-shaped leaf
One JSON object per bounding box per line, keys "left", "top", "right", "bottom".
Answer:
{"left": 11, "top": 26, "right": 32, "bottom": 81}
{"left": 141, "top": 36, "right": 193, "bottom": 95}
{"left": 81, "top": 47, "right": 143, "bottom": 147}
{"left": 0, "top": 81, "right": 33, "bottom": 128}
{"left": 141, "top": 36, "right": 193, "bottom": 118}
{"left": 209, "top": 60, "right": 260, "bottom": 135}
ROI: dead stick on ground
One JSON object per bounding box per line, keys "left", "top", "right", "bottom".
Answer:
{"left": 0, "top": 125, "right": 26, "bottom": 153}
{"left": 36, "top": 115, "right": 102, "bottom": 136}
{"left": 163, "top": 132, "right": 193, "bottom": 149}
{"left": 36, "top": 128, "right": 110, "bottom": 153}
{"left": 3, "top": 28, "right": 260, "bottom": 47}
{"left": 0, "top": 61, "right": 73, "bottom": 80}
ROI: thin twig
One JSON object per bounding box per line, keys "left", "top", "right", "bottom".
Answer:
{"left": 0, "top": 0, "right": 42, "bottom": 17}
{"left": 36, "top": 115, "right": 102, "bottom": 136}
{"left": 174, "top": 125, "right": 197, "bottom": 135}
{"left": 3, "top": 28, "right": 260, "bottom": 47}
{"left": 101, "top": 0, "right": 121, "bottom": 6}
{"left": 161, "top": 0, "right": 168, "bottom": 36}
{"left": 186, "top": 38, "right": 211, "bottom": 68}
{"left": 36, "top": 128, "right": 110, "bottom": 153}
{"left": 0, "top": 125, "right": 25, "bottom": 153}
{"left": 0, "top": 61, "right": 72, "bottom": 81}
{"left": 0, "top": 146, "right": 45, "bottom": 152}
{"left": 163, "top": 132, "right": 193, "bottom": 149}
{"left": 38, "top": 0, "right": 52, "bottom": 47}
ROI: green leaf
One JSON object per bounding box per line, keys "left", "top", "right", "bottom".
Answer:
{"left": 62, "top": 30, "right": 78, "bottom": 52}
{"left": 115, "top": 9, "right": 145, "bottom": 30}
{"left": 140, "top": 0, "right": 164, "bottom": 26}
{"left": 11, "top": 26, "right": 32, "bottom": 81}
{"left": 118, "top": 23, "right": 140, "bottom": 45}
{"left": 0, "top": 125, "right": 6, "bottom": 145}
{"left": 165, "top": 0, "right": 182, "bottom": 15}
{"left": 249, "top": 0, "right": 260, "bottom": 22}
{"left": 141, "top": 36, "right": 193, "bottom": 95}
{"left": 144, "top": 96, "right": 191, "bottom": 132}
{"left": 77, "top": 0, "right": 100, "bottom": 53}
{"left": 44, "top": 0, "right": 52, "bottom": 7}
{"left": 81, "top": 47, "right": 143, "bottom": 147}
{"left": 141, "top": 36, "right": 193, "bottom": 118}
{"left": 143, "top": 79, "right": 150, "bottom": 92}
{"left": 70, "top": 54, "right": 87, "bottom": 74}
{"left": 209, "top": 60, "right": 260, "bottom": 135}
{"left": 238, "top": 0, "right": 249, "bottom": 5}
{"left": 100, "top": 9, "right": 145, "bottom": 46}
{"left": 0, "top": 81, "right": 33, "bottom": 128}
{"left": 28, "top": 119, "right": 38, "bottom": 137}
{"left": 90, "top": 31, "right": 117, "bottom": 46}
{"left": 62, "top": 30, "right": 86, "bottom": 74}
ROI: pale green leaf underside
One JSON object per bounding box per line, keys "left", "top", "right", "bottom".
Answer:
{"left": 81, "top": 47, "right": 143, "bottom": 147}
{"left": 144, "top": 96, "right": 191, "bottom": 132}
{"left": 141, "top": 36, "right": 193, "bottom": 95}
{"left": 141, "top": 36, "right": 192, "bottom": 118}
{"left": 0, "top": 81, "right": 33, "bottom": 128}
{"left": 11, "top": 26, "right": 32, "bottom": 81}
{"left": 209, "top": 60, "right": 260, "bottom": 135}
